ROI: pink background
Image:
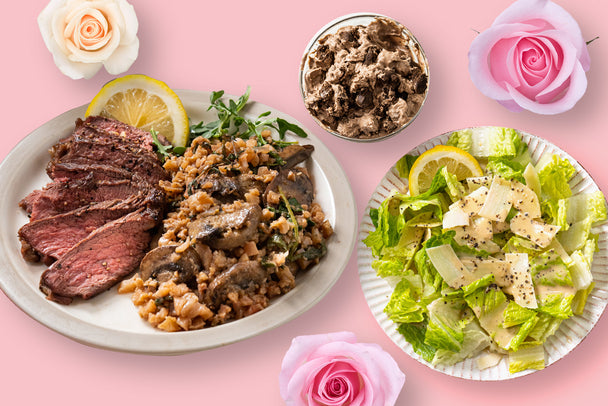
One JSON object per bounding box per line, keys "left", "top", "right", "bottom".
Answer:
{"left": 1, "top": 0, "right": 607, "bottom": 404}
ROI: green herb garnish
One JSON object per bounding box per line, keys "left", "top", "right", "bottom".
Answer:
{"left": 189, "top": 87, "right": 307, "bottom": 146}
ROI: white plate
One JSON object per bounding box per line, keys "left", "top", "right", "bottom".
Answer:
{"left": 0, "top": 90, "right": 357, "bottom": 354}
{"left": 357, "top": 128, "right": 608, "bottom": 380}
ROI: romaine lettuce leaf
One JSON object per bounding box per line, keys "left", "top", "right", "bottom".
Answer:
{"left": 431, "top": 320, "right": 491, "bottom": 366}
{"left": 572, "top": 282, "right": 595, "bottom": 316}
{"left": 528, "top": 313, "right": 562, "bottom": 343}
{"left": 537, "top": 155, "right": 576, "bottom": 200}
{"left": 508, "top": 345, "right": 545, "bottom": 373}
{"left": 424, "top": 298, "right": 468, "bottom": 353}
{"left": 485, "top": 158, "right": 526, "bottom": 183}
{"left": 538, "top": 293, "right": 574, "bottom": 320}
{"left": 558, "top": 217, "right": 592, "bottom": 253}
{"left": 384, "top": 278, "right": 427, "bottom": 324}
{"left": 397, "top": 322, "right": 437, "bottom": 363}
{"left": 372, "top": 257, "right": 406, "bottom": 278}
{"left": 447, "top": 127, "right": 525, "bottom": 159}
{"left": 396, "top": 154, "right": 419, "bottom": 178}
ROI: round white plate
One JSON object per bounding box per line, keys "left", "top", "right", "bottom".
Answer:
{"left": 357, "top": 128, "right": 608, "bottom": 380}
{"left": 0, "top": 90, "right": 357, "bottom": 355}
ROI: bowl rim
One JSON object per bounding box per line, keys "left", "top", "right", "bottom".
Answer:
{"left": 299, "top": 11, "right": 430, "bottom": 143}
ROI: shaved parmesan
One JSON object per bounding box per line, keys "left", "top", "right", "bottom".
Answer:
{"left": 509, "top": 212, "right": 560, "bottom": 248}
{"left": 505, "top": 253, "right": 538, "bottom": 309}
{"left": 479, "top": 177, "right": 513, "bottom": 222}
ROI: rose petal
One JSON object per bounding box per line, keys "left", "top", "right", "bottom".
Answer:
{"left": 115, "top": 0, "right": 139, "bottom": 44}
{"left": 279, "top": 332, "right": 357, "bottom": 400}
{"left": 497, "top": 98, "right": 525, "bottom": 112}
{"left": 517, "top": 37, "right": 551, "bottom": 86}
{"left": 532, "top": 30, "right": 578, "bottom": 99}
{"left": 310, "top": 342, "right": 405, "bottom": 406}
{"left": 505, "top": 60, "right": 587, "bottom": 114}
{"left": 492, "top": 0, "right": 590, "bottom": 70}
{"left": 103, "top": 37, "right": 139, "bottom": 74}
{"left": 510, "top": 35, "right": 560, "bottom": 99}
{"left": 468, "top": 23, "right": 541, "bottom": 99}
{"left": 312, "top": 361, "right": 359, "bottom": 405}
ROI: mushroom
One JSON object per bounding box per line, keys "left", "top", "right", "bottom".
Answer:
{"left": 264, "top": 168, "right": 314, "bottom": 208}
{"left": 205, "top": 261, "right": 267, "bottom": 309}
{"left": 187, "top": 203, "right": 262, "bottom": 250}
{"left": 139, "top": 245, "right": 202, "bottom": 286}
{"left": 276, "top": 144, "right": 314, "bottom": 168}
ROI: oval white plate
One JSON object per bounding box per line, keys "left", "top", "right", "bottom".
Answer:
{"left": 357, "top": 128, "right": 608, "bottom": 380}
{"left": 0, "top": 90, "right": 357, "bottom": 354}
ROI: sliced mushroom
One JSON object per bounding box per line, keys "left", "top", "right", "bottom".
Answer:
{"left": 205, "top": 261, "right": 267, "bottom": 309}
{"left": 197, "top": 172, "right": 240, "bottom": 198}
{"left": 277, "top": 144, "right": 314, "bottom": 168}
{"left": 235, "top": 173, "right": 267, "bottom": 196}
{"left": 264, "top": 168, "right": 314, "bottom": 208}
{"left": 139, "top": 245, "right": 202, "bottom": 286}
{"left": 187, "top": 203, "right": 262, "bottom": 250}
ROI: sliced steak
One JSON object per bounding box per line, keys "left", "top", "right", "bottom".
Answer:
{"left": 20, "top": 175, "right": 152, "bottom": 221}
{"left": 55, "top": 116, "right": 156, "bottom": 152}
{"left": 49, "top": 162, "right": 134, "bottom": 183}
{"left": 19, "top": 189, "right": 164, "bottom": 263}
{"left": 47, "top": 132, "right": 168, "bottom": 185}
{"left": 80, "top": 115, "right": 157, "bottom": 151}
{"left": 39, "top": 207, "right": 161, "bottom": 304}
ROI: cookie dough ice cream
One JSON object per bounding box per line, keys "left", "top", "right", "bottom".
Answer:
{"left": 303, "top": 17, "right": 428, "bottom": 140}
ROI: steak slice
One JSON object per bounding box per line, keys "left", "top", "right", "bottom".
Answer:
{"left": 18, "top": 189, "right": 165, "bottom": 263}
{"left": 54, "top": 116, "right": 156, "bottom": 152}
{"left": 80, "top": 116, "right": 157, "bottom": 151}
{"left": 39, "top": 207, "right": 161, "bottom": 304}
{"left": 46, "top": 130, "right": 168, "bottom": 185}
{"left": 49, "top": 162, "right": 134, "bottom": 183}
{"left": 20, "top": 174, "right": 153, "bottom": 221}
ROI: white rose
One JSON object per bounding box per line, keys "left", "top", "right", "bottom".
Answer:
{"left": 38, "top": 0, "right": 139, "bottom": 79}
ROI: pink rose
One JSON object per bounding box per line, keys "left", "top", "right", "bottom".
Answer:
{"left": 468, "top": 0, "right": 590, "bottom": 114}
{"left": 279, "top": 332, "right": 405, "bottom": 406}
{"left": 38, "top": 0, "right": 139, "bottom": 79}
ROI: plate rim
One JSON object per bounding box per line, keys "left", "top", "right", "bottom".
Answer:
{"left": 0, "top": 89, "right": 358, "bottom": 355}
{"left": 357, "top": 126, "right": 608, "bottom": 380}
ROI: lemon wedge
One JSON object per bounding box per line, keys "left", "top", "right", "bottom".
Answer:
{"left": 85, "top": 74, "right": 190, "bottom": 147}
{"left": 408, "top": 145, "right": 483, "bottom": 195}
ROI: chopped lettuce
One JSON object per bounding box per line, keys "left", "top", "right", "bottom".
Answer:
{"left": 558, "top": 217, "right": 592, "bottom": 253}
{"left": 384, "top": 278, "right": 427, "bottom": 324}
{"left": 537, "top": 155, "right": 576, "bottom": 200}
{"left": 395, "top": 154, "right": 419, "bottom": 178}
{"left": 424, "top": 298, "right": 468, "bottom": 353}
{"left": 447, "top": 127, "right": 526, "bottom": 159}
{"left": 509, "top": 345, "right": 545, "bottom": 373}
{"left": 572, "top": 282, "right": 595, "bottom": 315}
{"left": 397, "top": 322, "right": 437, "bottom": 363}
{"left": 432, "top": 320, "right": 491, "bottom": 366}
{"left": 486, "top": 159, "right": 526, "bottom": 184}
{"left": 538, "top": 293, "right": 574, "bottom": 320}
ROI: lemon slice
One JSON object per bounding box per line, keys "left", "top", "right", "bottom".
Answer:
{"left": 408, "top": 145, "right": 483, "bottom": 195}
{"left": 85, "top": 74, "right": 189, "bottom": 147}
